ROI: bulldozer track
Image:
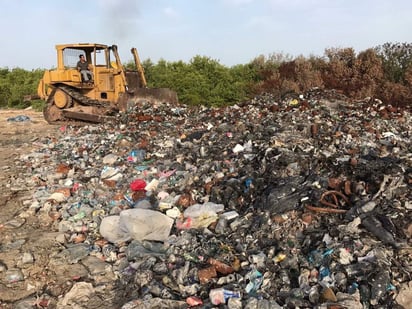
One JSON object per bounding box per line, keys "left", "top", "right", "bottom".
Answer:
{"left": 43, "top": 85, "right": 112, "bottom": 125}
{"left": 58, "top": 85, "right": 110, "bottom": 107}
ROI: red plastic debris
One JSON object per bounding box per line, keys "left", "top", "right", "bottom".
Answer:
{"left": 186, "top": 296, "right": 203, "bottom": 306}
{"left": 130, "top": 179, "right": 147, "bottom": 191}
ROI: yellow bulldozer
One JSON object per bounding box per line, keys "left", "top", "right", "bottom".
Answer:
{"left": 37, "top": 43, "right": 178, "bottom": 123}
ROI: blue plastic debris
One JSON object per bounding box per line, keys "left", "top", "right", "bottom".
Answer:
{"left": 7, "top": 115, "right": 31, "bottom": 122}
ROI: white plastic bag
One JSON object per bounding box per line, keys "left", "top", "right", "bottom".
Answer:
{"left": 99, "top": 215, "right": 130, "bottom": 244}
{"left": 183, "top": 202, "right": 224, "bottom": 218}
{"left": 119, "top": 209, "right": 174, "bottom": 242}
{"left": 176, "top": 202, "right": 225, "bottom": 229}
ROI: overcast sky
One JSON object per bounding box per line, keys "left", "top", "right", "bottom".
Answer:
{"left": 1, "top": 0, "right": 411, "bottom": 70}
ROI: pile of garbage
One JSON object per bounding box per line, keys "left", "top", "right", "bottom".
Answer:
{"left": 1, "top": 89, "right": 411, "bottom": 308}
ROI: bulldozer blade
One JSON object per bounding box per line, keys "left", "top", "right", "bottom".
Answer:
{"left": 118, "top": 87, "right": 179, "bottom": 112}
{"left": 62, "top": 110, "right": 114, "bottom": 123}
{"left": 132, "top": 88, "right": 178, "bottom": 105}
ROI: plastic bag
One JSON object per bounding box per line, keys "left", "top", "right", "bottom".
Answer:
{"left": 99, "top": 215, "right": 131, "bottom": 244}
{"left": 176, "top": 202, "right": 224, "bottom": 229}
{"left": 100, "top": 210, "right": 174, "bottom": 243}
{"left": 119, "top": 209, "right": 174, "bottom": 242}
{"left": 209, "top": 288, "right": 241, "bottom": 305}
{"left": 183, "top": 202, "right": 224, "bottom": 218}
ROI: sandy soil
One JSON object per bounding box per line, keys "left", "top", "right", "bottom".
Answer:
{"left": 0, "top": 108, "right": 58, "bottom": 202}
{"left": 0, "top": 109, "right": 62, "bottom": 306}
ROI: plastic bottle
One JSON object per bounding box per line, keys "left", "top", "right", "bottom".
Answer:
{"left": 370, "top": 270, "right": 390, "bottom": 305}
{"left": 69, "top": 211, "right": 86, "bottom": 222}
{"left": 127, "top": 149, "right": 146, "bottom": 163}
{"left": 308, "top": 285, "right": 320, "bottom": 304}
{"left": 319, "top": 265, "right": 331, "bottom": 281}
{"left": 348, "top": 282, "right": 359, "bottom": 294}
{"left": 209, "top": 288, "right": 241, "bottom": 305}
{"left": 361, "top": 216, "right": 397, "bottom": 247}
{"left": 183, "top": 252, "right": 204, "bottom": 263}
{"left": 279, "top": 269, "right": 291, "bottom": 286}
{"left": 298, "top": 268, "right": 310, "bottom": 291}
{"left": 359, "top": 284, "right": 371, "bottom": 308}
{"left": 345, "top": 200, "right": 377, "bottom": 220}
{"left": 215, "top": 217, "right": 228, "bottom": 234}
{"left": 344, "top": 262, "right": 373, "bottom": 279}
{"left": 245, "top": 267, "right": 263, "bottom": 294}
{"left": 217, "top": 273, "right": 237, "bottom": 285}
{"left": 208, "top": 258, "right": 234, "bottom": 275}
{"left": 5, "top": 269, "right": 24, "bottom": 283}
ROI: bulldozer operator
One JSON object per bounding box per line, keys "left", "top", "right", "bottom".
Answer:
{"left": 77, "top": 54, "right": 93, "bottom": 83}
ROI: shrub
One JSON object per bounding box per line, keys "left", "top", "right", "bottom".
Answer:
{"left": 375, "top": 42, "right": 412, "bottom": 84}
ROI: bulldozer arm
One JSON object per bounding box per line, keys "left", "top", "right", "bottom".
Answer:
{"left": 122, "top": 47, "right": 178, "bottom": 109}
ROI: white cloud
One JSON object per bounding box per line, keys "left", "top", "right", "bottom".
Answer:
{"left": 163, "top": 7, "right": 179, "bottom": 19}
{"left": 245, "top": 15, "right": 273, "bottom": 28}
{"left": 266, "top": 0, "right": 336, "bottom": 12}
{"left": 222, "top": 0, "right": 255, "bottom": 7}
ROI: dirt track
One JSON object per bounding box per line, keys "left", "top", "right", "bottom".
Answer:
{"left": 0, "top": 109, "right": 61, "bottom": 306}
{"left": 0, "top": 109, "right": 57, "bottom": 208}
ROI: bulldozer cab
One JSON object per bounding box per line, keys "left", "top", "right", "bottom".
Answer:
{"left": 59, "top": 45, "right": 102, "bottom": 70}
{"left": 58, "top": 43, "right": 117, "bottom": 71}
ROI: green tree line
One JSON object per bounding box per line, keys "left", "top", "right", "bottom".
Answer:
{"left": 0, "top": 68, "right": 44, "bottom": 109}
{"left": 0, "top": 42, "right": 411, "bottom": 110}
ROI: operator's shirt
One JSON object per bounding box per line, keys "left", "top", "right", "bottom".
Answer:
{"left": 77, "top": 60, "right": 90, "bottom": 71}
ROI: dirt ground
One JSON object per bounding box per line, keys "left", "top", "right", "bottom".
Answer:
{"left": 0, "top": 108, "right": 57, "bottom": 173}
{"left": 0, "top": 109, "right": 62, "bottom": 307}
